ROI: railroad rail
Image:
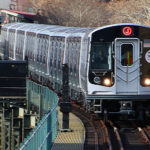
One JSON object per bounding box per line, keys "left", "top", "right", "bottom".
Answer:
{"left": 143, "top": 125, "right": 150, "bottom": 143}
{"left": 72, "top": 104, "right": 112, "bottom": 150}
{"left": 107, "top": 120, "right": 150, "bottom": 150}
{"left": 72, "top": 104, "right": 150, "bottom": 150}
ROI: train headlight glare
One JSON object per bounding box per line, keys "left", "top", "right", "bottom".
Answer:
{"left": 103, "top": 78, "right": 111, "bottom": 86}
{"left": 144, "top": 78, "right": 150, "bottom": 86}
{"left": 93, "top": 77, "right": 101, "bottom": 84}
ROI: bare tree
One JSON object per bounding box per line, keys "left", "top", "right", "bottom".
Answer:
{"left": 29, "top": 0, "right": 109, "bottom": 27}
{"left": 106, "top": 0, "right": 150, "bottom": 25}
{"left": 29, "top": 0, "right": 150, "bottom": 27}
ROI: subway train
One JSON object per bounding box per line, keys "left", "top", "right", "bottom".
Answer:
{"left": 1, "top": 23, "right": 150, "bottom": 119}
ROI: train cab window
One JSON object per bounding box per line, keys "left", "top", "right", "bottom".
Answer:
{"left": 121, "top": 44, "right": 133, "bottom": 66}
{"left": 90, "top": 43, "right": 111, "bottom": 70}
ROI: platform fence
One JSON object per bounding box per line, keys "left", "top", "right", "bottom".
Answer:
{"left": 19, "top": 80, "right": 59, "bottom": 150}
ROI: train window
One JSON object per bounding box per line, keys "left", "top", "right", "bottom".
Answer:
{"left": 90, "top": 43, "right": 111, "bottom": 70}
{"left": 121, "top": 44, "right": 133, "bottom": 66}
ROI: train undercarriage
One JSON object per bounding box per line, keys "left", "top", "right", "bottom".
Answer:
{"left": 85, "top": 95, "right": 150, "bottom": 121}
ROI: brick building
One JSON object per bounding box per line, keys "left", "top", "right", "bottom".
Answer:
{"left": 17, "top": 0, "right": 34, "bottom": 13}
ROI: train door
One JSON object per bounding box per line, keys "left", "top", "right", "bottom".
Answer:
{"left": 115, "top": 38, "right": 140, "bottom": 94}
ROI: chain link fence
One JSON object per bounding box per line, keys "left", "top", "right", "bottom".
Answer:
{"left": 19, "top": 80, "right": 59, "bottom": 150}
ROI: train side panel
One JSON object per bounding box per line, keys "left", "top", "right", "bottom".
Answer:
{"left": 79, "top": 36, "right": 89, "bottom": 95}
{"left": 0, "top": 23, "right": 93, "bottom": 101}
{"left": 35, "top": 34, "right": 49, "bottom": 76}
{"left": 15, "top": 30, "right": 25, "bottom": 60}
{"left": 0, "top": 27, "right": 7, "bottom": 57}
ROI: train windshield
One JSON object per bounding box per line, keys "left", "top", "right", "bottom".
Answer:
{"left": 90, "top": 42, "right": 112, "bottom": 70}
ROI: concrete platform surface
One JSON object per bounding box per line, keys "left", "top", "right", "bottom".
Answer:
{"left": 51, "top": 108, "right": 85, "bottom": 150}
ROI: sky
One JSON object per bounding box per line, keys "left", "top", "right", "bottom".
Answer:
{"left": 0, "top": 0, "right": 12, "bottom": 9}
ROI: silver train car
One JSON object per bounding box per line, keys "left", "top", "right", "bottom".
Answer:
{"left": 1, "top": 23, "right": 150, "bottom": 119}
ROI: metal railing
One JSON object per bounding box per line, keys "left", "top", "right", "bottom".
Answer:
{"left": 19, "top": 80, "right": 59, "bottom": 150}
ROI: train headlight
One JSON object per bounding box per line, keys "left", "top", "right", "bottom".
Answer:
{"left": 93, "top": 77, "right": 101, "bottom": 84}
{"left": 144, "top": 78, "right": 150, "bottom": 86}
{"left": 103, "top": 78, "right": 111, "bottom": 86}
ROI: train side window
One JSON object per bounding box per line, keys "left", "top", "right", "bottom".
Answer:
{"left": 76, "top": 41, "right": 80, "bottom": 73}
{"left": 44, "top": 36, "right": 49, "bottom": 64}
{"left": 60, "top": 38, "right": 65, "bottom": 70}
{"left": 41, "top": 36, "right": 45, "bottom": 63}
{"left": 57, "top": 39, "right": 61, "bottom": 70}
{"left": 121, "top": 44, "right": 133, "bottom": 66}
{"left": 51, "top": 40, "right": 54, "bottom": 67}
{"left": 37, "top": 37, "right": 40, "bottom": 62}
{"left": 70, "top": 42, "right": 73, "bottom": 73}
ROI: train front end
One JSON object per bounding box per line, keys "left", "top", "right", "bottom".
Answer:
{"left": 87, "top": 24, "right": 150, "bottom": 119}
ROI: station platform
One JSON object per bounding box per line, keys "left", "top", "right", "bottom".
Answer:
{"left": 51, "top": 108, "right": 85, "bottom": 150}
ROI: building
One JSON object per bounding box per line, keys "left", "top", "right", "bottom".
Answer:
{"left": 17, "top": 0, "right": 34, "bottom": 12}
{"left": 0, "top": 9, "right": 38, "bottom": 29}
{"left": 0, "top": 0, "right": 12, "bottom": 9}
{"left": 0, "top": 0, "right": 34, "bottom": 13}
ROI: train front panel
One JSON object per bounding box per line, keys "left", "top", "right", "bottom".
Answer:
{"left": 87, "top": 24, "right": 150, "bottom": 119}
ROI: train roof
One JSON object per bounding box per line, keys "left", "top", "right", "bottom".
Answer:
{"left": 2, "top": 23, "right": 150, "bottom": 38}
{"left": 2, "top": 23, "right": 95, "bottom": 37}
{"left": 88, "top": 23, "right": 150, "bottom": 36}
